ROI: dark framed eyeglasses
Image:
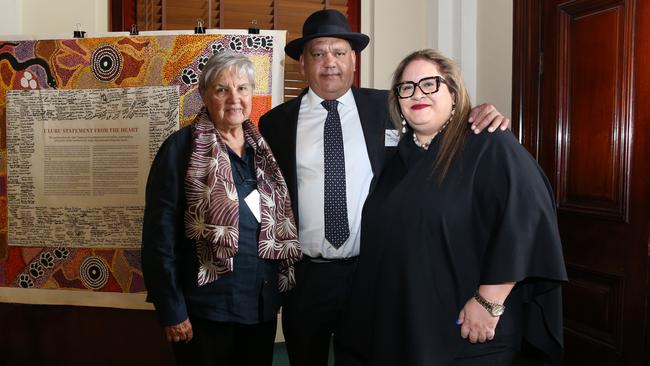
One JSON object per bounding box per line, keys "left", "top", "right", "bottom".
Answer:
{"left": 394, "top": 76, "right": 447, "bottom": 99}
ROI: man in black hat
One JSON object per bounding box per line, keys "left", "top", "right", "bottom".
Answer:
{"left": 259, "top": 9, "right": 509, "bottom": 366}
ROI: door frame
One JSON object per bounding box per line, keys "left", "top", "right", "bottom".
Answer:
{"left": 512, "top": 0, "right": 542, "bottom": 157}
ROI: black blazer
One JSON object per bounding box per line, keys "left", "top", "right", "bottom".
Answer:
{"left": 258, "top": 87, "right": 394, "bottom": 223}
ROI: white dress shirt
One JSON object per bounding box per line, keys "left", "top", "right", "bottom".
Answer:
{"left": 295, "top": 89, "right": 373, "bottom": 258}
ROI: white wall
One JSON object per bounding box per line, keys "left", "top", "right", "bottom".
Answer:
{"left": 476, "top": 0, "right": 513, "bottom": 117}
{"left": 428, "top": 0, "right": 478, "bottom": 103}
{"left": 1, "top": 0, "right": 108, "bottom": 37}
{"left": 360, "top": 0, "right": 427, "bottom": 89}
{"left": 361, "top": 0, "right": 512, "bottom": 117}
{"left": 0, "top": 0, "right": 22, "bottom": 35}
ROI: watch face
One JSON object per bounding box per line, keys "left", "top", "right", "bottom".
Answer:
{"left": 492, "top": 305, "right": 505, "bottom": 316}
{"left": 474, "top": 292, "right": 506, "bottom": 317}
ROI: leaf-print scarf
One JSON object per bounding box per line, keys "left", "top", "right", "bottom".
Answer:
{"left": 184, "top": 110, "right": 301, "bottom": 291}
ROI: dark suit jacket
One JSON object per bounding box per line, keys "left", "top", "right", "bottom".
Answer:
{"left": 258, "top": 87, "right": 394, "bottom": 222}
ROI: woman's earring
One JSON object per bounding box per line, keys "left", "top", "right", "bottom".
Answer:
{"left": 400, "top": 113, "right": 407, "bottom": 133}
{"left": 440, "top": 105, "right": 456, "bottom": 132}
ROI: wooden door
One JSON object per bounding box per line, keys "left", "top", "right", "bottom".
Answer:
{"left": 513, "top": 0, "right": 650, "bottom": 364}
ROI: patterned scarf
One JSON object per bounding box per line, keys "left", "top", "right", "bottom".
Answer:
{"left": 184, "top": 110, "right": 301, "bottom": 291}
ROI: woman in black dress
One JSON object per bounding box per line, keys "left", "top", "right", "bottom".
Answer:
{"left": 336, "top": 49, "right": 567, "bottom": 366}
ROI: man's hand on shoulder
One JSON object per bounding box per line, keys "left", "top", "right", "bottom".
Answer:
{"left": 469, "top": 103, "right": 510, "bottom": 134}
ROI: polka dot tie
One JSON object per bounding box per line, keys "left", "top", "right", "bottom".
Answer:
{"left": 322, "top": 100, "right": 350, "bottom": 248}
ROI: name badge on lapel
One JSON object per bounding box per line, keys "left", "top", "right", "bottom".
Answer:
{"left": 384, "top": 129, "right": 399, "bottom": 147}
{"left": 244, "top": 189, "right": 261, "bottom": 223}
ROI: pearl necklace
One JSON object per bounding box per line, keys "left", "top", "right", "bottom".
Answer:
{"left": 413, "top": 133, "right": 432, "bottom": 150}
{"left": 411, "top": 119, "right": 451, "bottom": 150}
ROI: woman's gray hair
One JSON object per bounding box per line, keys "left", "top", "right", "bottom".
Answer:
{"left": 198, "top": 51, "right": 255, "bottom": 95}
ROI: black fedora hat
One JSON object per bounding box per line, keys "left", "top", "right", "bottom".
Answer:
{"left": 285, "top": 9, "right": 370, "bottom": 61}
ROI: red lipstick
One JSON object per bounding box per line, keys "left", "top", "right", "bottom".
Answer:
{"left": 411, "top": 104, "right": 429, "bottom": 110}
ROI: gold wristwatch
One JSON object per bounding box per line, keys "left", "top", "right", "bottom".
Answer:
{"left": 473, "top": 291, "right": 505, "bottom": 317}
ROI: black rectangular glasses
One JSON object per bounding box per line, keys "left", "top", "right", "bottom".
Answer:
{"left": 394, "top": 76, "right": 447, "bottom": 99}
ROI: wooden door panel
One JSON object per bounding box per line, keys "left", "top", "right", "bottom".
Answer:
{"left": 556, "top": 2, "right": 632, "bottom": 220}
{"left": 561, "top": 8, "right": 626, "bottom": 216}
{"left": 563, "top": 266, "right": 622, "bottom": 347}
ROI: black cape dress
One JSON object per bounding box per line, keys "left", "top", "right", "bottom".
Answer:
{"left": 336, "top": 129, "right": 568, "bottom": 366}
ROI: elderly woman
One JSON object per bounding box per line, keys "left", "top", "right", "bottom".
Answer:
{"left": 337, "top": 49, "right": 567, "bottom": 366}
{"left": 142, "top": 51, "right": 301, "bottom": 366}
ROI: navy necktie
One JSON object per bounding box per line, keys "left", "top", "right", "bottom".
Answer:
{"left": 322, "top": 100, "right": 350, "bottom": 248}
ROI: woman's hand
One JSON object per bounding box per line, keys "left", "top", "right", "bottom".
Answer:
{"left": 457, "top": 283, "right": 515, "bottom": 343}
{"left": 468, "top": 103, "right": 511, "bottom": 133}
{"left": 165, "top": 318, "right": 193, "bottom": 343}
{"left": 457, "top": 297, "right": 500, "bottom": 343}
